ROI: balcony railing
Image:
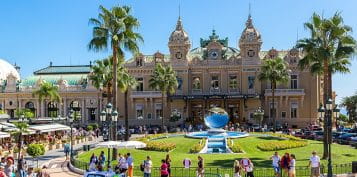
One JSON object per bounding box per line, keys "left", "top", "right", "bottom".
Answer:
{"left": 130, "top": 91, "right": 162, "bottom": 98}
{"left": 264, "top": 89, "right": 305, "bottom": 96}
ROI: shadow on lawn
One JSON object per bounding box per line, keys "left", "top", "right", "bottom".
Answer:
{"left": 207, "top": 157, "right": 271, "bottom": 168}
{"left": 257, "top": 136, "right": 284, "bottom": 141}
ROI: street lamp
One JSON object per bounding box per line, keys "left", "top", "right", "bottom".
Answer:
{"left": 68, "top": 109, "right": 74, "bottom": 159}
{"left": 318, "top": 98, "right": 340, "bottom": 177}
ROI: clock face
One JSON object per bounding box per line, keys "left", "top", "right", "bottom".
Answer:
{"left": 175, "top": 52, "right": 182, "bottom": 59}
{"left": 210, "top": 51, "right": 219, "bottom": 59}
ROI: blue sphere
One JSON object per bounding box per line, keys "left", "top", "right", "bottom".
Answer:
{"left": 204, "top": 107, "right": 229, "bottom": 129}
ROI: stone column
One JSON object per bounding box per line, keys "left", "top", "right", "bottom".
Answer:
{"left": 63, "top": 98, "right": 67, "bottom": 117}
{"left": 82, "top": 99, "right": 86, "bottom": 124}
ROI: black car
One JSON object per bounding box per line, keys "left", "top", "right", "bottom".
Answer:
{"left": 337, "top": 133, "right": 357, "bottom": 144}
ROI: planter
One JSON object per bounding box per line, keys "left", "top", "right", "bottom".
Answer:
{"left": 56, "top": 144, "right": 61, "bottom": 149}
{"left": 49, "top": 144, "right": 54, "bottom": 150}
{"left": 88, "top": 136, "right": 93, "bottom": 141}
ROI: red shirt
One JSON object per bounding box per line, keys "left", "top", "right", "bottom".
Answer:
{"left": 0, "top": 171, "right": 6, "bottom": 177}
{"left": 161, "top": 163, "right": 169, "bottom": 175}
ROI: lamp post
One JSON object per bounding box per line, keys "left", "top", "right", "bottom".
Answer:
{"left": 100, "top": 103, "right": 119, "bottom": 168}
{"left": 17, "top": 114, "right": 26, "bottom": 169}
{"left": 253, "top": 107, "right": 265, "bottom": 129}
{"left": 318, "top": 98, "right": 340, "bottom": 177}
{"left": 68, "top": 109, "right": 74, "bottom": 159}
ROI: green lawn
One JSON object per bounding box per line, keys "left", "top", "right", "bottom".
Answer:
{"left": 77, "top": 135, "right": 357, "bottom": 168}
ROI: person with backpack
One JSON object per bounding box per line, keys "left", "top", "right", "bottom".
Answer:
{"left": 280, "top": 153, "right": 291, "bottom": 176}
{"left": 141, "top": 156, "right": 152, "bottom": 177}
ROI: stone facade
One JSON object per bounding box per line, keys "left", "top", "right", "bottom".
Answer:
{"left": 119, "top": 15, "right": 321, "bottom": 128}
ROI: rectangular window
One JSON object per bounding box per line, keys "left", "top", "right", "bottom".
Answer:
{"left": 136, "top": 104, "right": 144, "bottom": 119}
{"left": 249, "top": 112, "right": 254, "bottom": 119}
{"left": 136, "top": 78, "right": 144, "bottom": 91}
{"left": 229, "top": 75, "right": 238, "bottom": 90}
{"left": 147, "top": 113, "right": 152, "bottom": 119}
{"left": 290, "top": 75, "right": 298, "bottom": 89}
{"left": 248, "top": 76, "right": 255, "bottom": 89}
{"left": 211, "top": 75, "right": 219, "bottom": 91}
{"left": 177, "top": 77, "right": 183, "bottom": 90}
{"left": 281, "top": 111, "right": 286, "bottom": 119}
{"left": 155, "top": 103, "right": 163, "bottom": 119}
{"left": 291, "top": 103, "right": 298, "bottom": 118}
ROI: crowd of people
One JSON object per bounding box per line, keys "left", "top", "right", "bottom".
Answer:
{"left": 0, "top": 155, "right": 50, "bottom": 177}
{"left": 85, "top": 150, "right": 322, "bottom": 177}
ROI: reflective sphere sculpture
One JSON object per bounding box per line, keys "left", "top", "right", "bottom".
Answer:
{"left": 204, "top": 107, "right": 229, "bottom": 129}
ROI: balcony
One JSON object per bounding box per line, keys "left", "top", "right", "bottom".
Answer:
{"left": 264, "top": 89, "right": 305, "bottom": 96}
{"left": 130, "top": 91, "right": 162, "bottom": 98}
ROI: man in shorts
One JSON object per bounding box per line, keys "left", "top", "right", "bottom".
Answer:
{"left": 308, "top": 151, "right": 320, "bottom": 177}
{"left": 270, "top": 152, "right": 281, "bottom": 177}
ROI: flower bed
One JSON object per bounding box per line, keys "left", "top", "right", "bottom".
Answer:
{"left": 227, "top": 139, "right": 243, "bottom": 153}
{"left": 189, "top": 139, "right": 206, "bottom": 153}
{"left": 257, "top": 140, "right": 308, "bottom": 151}
{"left": 144, "top": 141, "right": 176, "bottom": 152}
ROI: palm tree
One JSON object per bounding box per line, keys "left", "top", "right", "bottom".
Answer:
{"left": 149, "top": 63, "right": 178, "bottom": 131}
{"left": 341, "top": 94, "right": 357, "bottom": 123}
{"left": 32, "top": 81, "right": 61, "bottom": 117}
{"left": 117, "top": 66, "right": 137, "bottom": 141}
{"left": 258, "top": 57, "right": 290, "bottom": 132}
{"left": 296, "top": 12, "right": 356, "bottom": 159}
{"left": 88, "top": 5, "right": 143, "bottom": 111}
{"left": 89, "top": 57, "right": 114, "bottom": 104}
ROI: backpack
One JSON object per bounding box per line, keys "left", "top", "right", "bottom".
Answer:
{"left": 140, "top": 160, "right": 145, "bottom": 172}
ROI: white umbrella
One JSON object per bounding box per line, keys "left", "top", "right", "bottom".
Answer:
{"left": 115, "top": 141, "right": 146, "bottom": 149}
{"left": 96, "top": 141, "right": 122, "bottom": 148}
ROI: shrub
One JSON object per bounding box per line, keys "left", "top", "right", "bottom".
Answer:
{"left": 262, "top": 133, "right": 305, "bottom": 141}
{"left": 89, "top": 123, "right": 98, "bottom": 130}
{"left": 87, "top": 125, "right": 93, "bottom": 131}
{"left": 137, "top": 133, "right": 169, "bottom": 142}
{"left": 27, "top": 144, "right": 45, "bottom": 158}
{"left": 144, "top": 141, "right": 176, "bottom": 152}
{"left": 227, "top": 139, "right": 243, "bottom": 153}
{"left": 257, "top": 140, "right": 308, "bottom": 151}
{"left": 189, "top": 139, "right": 206, "bottom": 153}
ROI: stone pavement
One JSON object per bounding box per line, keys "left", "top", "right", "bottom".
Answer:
{"left": 44, "top": 157, "right": 81, "bottom": 177}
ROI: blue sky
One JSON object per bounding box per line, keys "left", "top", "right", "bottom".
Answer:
{"left": 0, "top": 0, "right": 356, "bottom": 103}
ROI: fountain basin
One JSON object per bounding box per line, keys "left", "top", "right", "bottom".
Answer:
{"left": 186, "top": 131, "right": 249, "bottom": 139}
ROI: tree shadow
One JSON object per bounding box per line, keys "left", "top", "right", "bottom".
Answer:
{"left": 342, "top": 153, "right": 355, "bottom": 157}
{"left": 257, "top": 136, "right": 284, "bottom": 141}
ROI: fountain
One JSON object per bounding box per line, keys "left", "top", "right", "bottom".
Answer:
{"left": 186, "top": 107, "right": 248, "bottom": 153}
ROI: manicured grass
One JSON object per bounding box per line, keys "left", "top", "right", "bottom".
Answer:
{"left": 77, "top": 135, "right": 357, "bottom": 168}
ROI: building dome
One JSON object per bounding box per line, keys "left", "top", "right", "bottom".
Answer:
{"left": 168, "top": 17, "right": 190, "bottom": 46}
{"left": 0, "top": 59, "right": 20, "bottom": 81}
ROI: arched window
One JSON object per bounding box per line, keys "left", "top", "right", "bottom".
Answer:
{"left": 47, "top": 102, "right": 58, "bottom": 117}
{"left": 192, "top": 77, "right": 201, "bottom": 90}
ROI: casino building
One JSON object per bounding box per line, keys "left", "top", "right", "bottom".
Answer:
{"left": 0, "top": 14, "right": 322, "bottom": 128}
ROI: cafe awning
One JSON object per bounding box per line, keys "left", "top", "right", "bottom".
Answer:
{"left": 0, "top": 122, "right": 36, "bottom": 135}
{"left": 0, "top": 132, "right": 10, "bottom": 138}
{"left": 29, "top": 123, "right": 70, "bottom": 133}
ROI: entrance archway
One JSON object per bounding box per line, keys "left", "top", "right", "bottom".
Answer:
{"left": 47, "top": 102, "right": 58, "bottom": 117}
{"left": 25, "top": 101, "right": 36, "bottom": 117}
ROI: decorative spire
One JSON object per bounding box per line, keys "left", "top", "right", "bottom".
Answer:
{"left": 175, "top": 16, "right": 183, "bottom": 31}
{"left": 246, "top": 3, "right": 253, "bottom": 28}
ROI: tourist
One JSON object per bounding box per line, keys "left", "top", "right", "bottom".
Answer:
{"left": 197, "top": 156, "right": 204, "bottom": 177}
{"left": 239, "top": 157, "right": 251, "bottom": 172}
{"left": 233, "top": 160, "right": 241, "bottom": 177}
{"left": 118, "top": 154, "right": 128, "bottom": 174}
{"left": 0, "top": 158, "right": 5, "bottom": 166}
{"left": 280, "top": 153, "right": 291, "bottom": 176}
{"left": 27, "top": 167, "right": 36, "bottom": 177}
{"left": 308, "top": 151, "right": 320, "bottom": 177}
{"left": 0, "top": 166, "right": 6, "bottom": 177}
{"left": 64, "top": 143, "right": 70, "bottom": 160}
{"left": 270, "top": 151, "right": 281, "bottom": 177}
{"left": 165, "top": 154, "right": 171, "bottom": 177}
{"left": 289, "top": 154, "right": 296, "bottom": 177}
{"left": 143, "top": 156, "right": 152, "bottom": 177}
{"left": 245, "top": 160, "right": 254, "bottom": 177}
{"left": 4, "top": 158, "right": 14, "bottom": 177}
{"left": 127, "top": 153, "right": 134, "bottom": 177}
{"left": 160, "top": 159, "right": 169, "bottom": 177}
{"left": 89, "top": 153, "right": 98, "bottom": 165}
{"left": 99, "top": 151, "right": 106, "bottom": 166}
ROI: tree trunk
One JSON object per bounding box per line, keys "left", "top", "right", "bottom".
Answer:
{"left": 322, "top": 60, "right": 329, "bottom": 159}
{"left": 272, "top": 82, "right": 276, "bottom": 133}
{"left": 124, "top": 91, "right": 129, "bottom": 141}
{"left": 161, "top": 93, "right": 165, "bottom": 133}
{"left": 112, "top": 45, "right": 118, "bottom": 111}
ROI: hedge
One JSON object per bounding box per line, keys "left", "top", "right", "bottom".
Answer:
{"left": 257, "top": 140, "right": 308, "bottom": 151}
{"left": 227, "top": 139, "right": 244, "bottom": 153}
{"left": 144, "top": 141, "right": 176, "bottom": 152}
{"left": 189, "top": 139, "right": 206, "bottom": 153}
